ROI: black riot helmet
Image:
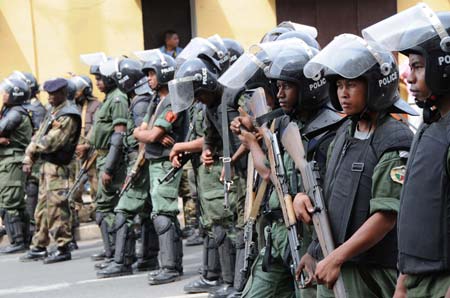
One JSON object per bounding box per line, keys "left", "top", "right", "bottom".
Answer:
{"left": 363, "top": 4, "right": 450, "bottom": 97}
{"left": 9, "top": 71, "right": 39, "bottom": 97}
{"left": 222, "top": 38, "right": 244, "bottom": 65}
{"left": 137, "top": 49, "right": 176, "bottom": 86}
{"left": 169, "top": 58, "right": 220, "bottom": 114}
{"left": 70, "top": 75, "right": 92, "bottom": 99}
{"left": 266, "top": 43, "right": 329, "bottom": 111}
{"left": 261, "top": 21, "right": 318, "bottom": 43}
{"left": 65, "top": 78, "right": 77, "bottom": 101}
{"left": 0, "top": 78, "right": 31, "bottom": 106}
{"left": 304, "top": 34, "right": 417, "bottom": 115}
{"left": 176, "top": 36, "right": 228, "bottom": 74}
{"left": 80, "top": 52, "right": 116, "bottom": 92}
{"left": 79, "top": 75, "right": 93, "bottom": 96}
{"left": 100, "top": 58, "right": 150, "bottom": 94}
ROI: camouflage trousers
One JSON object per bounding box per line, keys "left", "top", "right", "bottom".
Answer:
{"left": 178, "top": 164, "right": 198, "bottom": 228}
{"left": 31, "top": 161, "right": 72, "bottom": 248}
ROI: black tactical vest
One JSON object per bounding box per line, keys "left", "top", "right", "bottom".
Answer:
{"left": 41, "top": 103, "right": 81, "bottom": 166}
{"left": 325, "top": 116, "right": 413, "bottom": 268}
{"left": 398, "top": 113, "right": 450, "bottom": 274}
{"left": 144, "top": 94, "right": 188, "bottom": 160}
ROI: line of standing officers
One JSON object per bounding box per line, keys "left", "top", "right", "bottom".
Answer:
{"left": 0, "top": 3, "right": 449, "bottom": 298}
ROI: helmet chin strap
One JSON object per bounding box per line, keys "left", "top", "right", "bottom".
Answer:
{"left": 415, "top": 93, "right": 441, "bottom": 124}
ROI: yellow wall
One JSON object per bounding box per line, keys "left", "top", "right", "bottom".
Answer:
{"left": 194, "top": 0, "right": 277, "bottom": 51}
{"left": 398, "top": 0, "right": 450, "bottom": 11}
{"left": 0, "top": 0, "right": 144, "bottom": 100}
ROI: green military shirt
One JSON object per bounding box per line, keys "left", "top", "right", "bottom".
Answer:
{"left": 0, "top": 110, "right": 33, "bottom": 156}
{"left": 90, "top": 88, "right": 128, "bottom": 149}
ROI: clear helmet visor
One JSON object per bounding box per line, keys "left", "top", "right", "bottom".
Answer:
{"left": 0, "top": 79, "right": 13, "bottom": 94}
{"left": 134, "top": 76, "right": 152, "bottom": 95}
{"left": 169, "top": 76, "right": 200, "bottom": 114}
{"left": 219, "top": 38, "right": 311, "bottom": 89}
{"left": 218, "top": 53, "right": 262, "bottom": 89}
{"left": 277, "top": 21, "right": 318, "bottom": 38}
{"left": 80, "top": 52, "right": 107, "bottom": 66}
{"left": 304, "top": 34, "right": 392, "bottom": 79}
{"left": 245, "top": 87, "right": 269, "bottom": 118}
{"left": 99, "top": 58, "right": 120, "bottom": 77}
{"left": 362, "top": 3, "right": 450, "bottom": 52}
{"left": 176, "top": 37, "right": 216, "bottom": 66}
{"left": 9, "top": 71, "right": 27, "bottom": 83}
{"left": 267, "top": 45, "right": 314, "bottom": 79}
{"left": 134, "top": 49, "right": 166, "bottom": 64}
{"left": 70, "top": 76, "right": 90, "bottom": 91}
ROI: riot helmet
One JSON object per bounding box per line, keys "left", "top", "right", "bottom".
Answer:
{"left": 169, "top": 58, "right": 220, "bottom": 114}
{"left": 99, "top": 58, "right": 150, "bottom": 95}
{"left": 277, "top": 31, "right": 321, "bottom": 50}
{"left": 0, "top": 78, "right": 31, "bottom": 105}
{"left": 265, "top": 41, "right": 328, "bottom": 111}
{"left": 9, "top": 71, "right": 39, "bottom": 97}
{"left": 80, "top": 52, "right": 116, "bottom": 91}
{"left": 176, "top": 36, "right": 228, "bottom": 73}
{"left": 222, "top": 38, "right": 244, "bottom": 65}
{"left": 304, "top": 33, "right": 417, "bottom": 115}
{"left": 363, "top": 3, "right": 450, "bottom": 97}
{"left": 136, "top": 49, "right": 176, "bottom": 87}
{"left": 65, "top": 78, "right": 77, "bottom": 101}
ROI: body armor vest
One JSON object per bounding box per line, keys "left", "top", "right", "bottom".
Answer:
{"left": 325, "top": 116, "right": 413, "bottom": 268}
{"left": 399, "top": 112, "right": 450, "bottom": 274}
{"left": 145, "top": 94, "right": 188, "bottom": 160}
{"left": 41, "top": 103, "right": 81, "bottom": 166}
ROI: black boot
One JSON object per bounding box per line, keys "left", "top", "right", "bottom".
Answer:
{"left": 94, "top": 258, "right": 113, "bottom": 270}
{"left": 43, "top": 246, "right": 71, "bottom": 264}
{"left": 95, "top": 212, "right": 115, "bottom": 261}
{"left": 97, "top": 213, "right": 135, "bottom": 279}
{"left": 133, "top": 218, "right": 159, "bottom": 272}
{"left": 148, "top": 268, "right": 180, "bottom": 285}
{"left": 208, "top": 284, "right": 238, "bottom": 298}
{"left": 148, "top": 215, "right": 182, "bottom": 285}
{"left": 184, "top": 276, "right": 223, "bottom": 294}
{"left": 91, "top": 250, "right": 106, "bottom": 261}
{"left": 20, "top": 246, "right": 47, "bottom": 262}
{"left": 186, "top": 229, "right": 204, "bottom": 246}
{"left": 0, "top": 214, "right": 27, "bottom": 254}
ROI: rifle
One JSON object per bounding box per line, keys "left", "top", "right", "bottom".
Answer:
{"left": 158, "top": 102, "right": 202, "bottom": 185}
{"left": 281, "top": 122, "right": 347, "bottom": 298}
{"left": 261, "top": 126, "right": 305, "bottom": 289}
{"left": 119, "top": 96, "right": 162, "bottom": 197}
{"left": 65, "top": 148, "right": 98, "bottom": 201}
{"left": 158, "top": 152, "right": 191, "bottom": 184}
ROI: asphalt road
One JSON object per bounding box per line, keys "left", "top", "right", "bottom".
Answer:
{"left": 0, "top": 239, "right": 207, "bottom": 298}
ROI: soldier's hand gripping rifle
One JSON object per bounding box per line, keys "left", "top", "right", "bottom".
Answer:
{"left": 65, "top": 148, "right": 98, "bottom": 201}
{"left": 261, "top": 127, "right": 305, "bottom": 289}
{"left": 281, "top": 122, "right": 347, "bottom": 298}
{"left": 158, "top": 152, "right": 191, "bottom": 184}
{"left": 118, "top": 147, "right": 147, "bottom": 198}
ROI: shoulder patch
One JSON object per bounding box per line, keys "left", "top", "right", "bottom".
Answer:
{"left": 165, "top": 111, "right": 177, "bottom": 123}
{"left": 390, "top": 165, "right": 406, "bottom": 185}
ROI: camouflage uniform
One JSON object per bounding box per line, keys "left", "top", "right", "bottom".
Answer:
{"left": 25, "top": 100, "right": 81, "bottom": 250}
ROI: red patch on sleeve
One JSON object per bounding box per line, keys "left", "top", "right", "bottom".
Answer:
{"left": 165, "top": 111, "right": 177, "bottom": 123}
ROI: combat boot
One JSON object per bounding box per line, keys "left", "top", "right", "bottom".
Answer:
{"left": 184, "top": 276, "right": 223, "bottom": 294}
{"left": 186, "top": 229, "right": 203, "bottom": 246}
{"left": 43, "top": 246, "right": 71, "bottom": 264}
{"left": 0, "top": 214, "right": 27, "bottom": 254}
{"left": 20, "top": 246, "right": 47, "bottom": 262}
{"left": 208, "top": 284, "right": 238, "bottom": 298}
{"left": 148, "top": 268, "right": 180, "bottom": 285}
